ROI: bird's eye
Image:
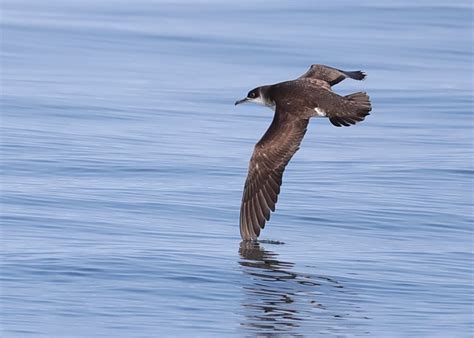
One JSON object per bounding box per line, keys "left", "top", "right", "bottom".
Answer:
{"left": 249, "top": 92, "right": 256, "bottom": 98}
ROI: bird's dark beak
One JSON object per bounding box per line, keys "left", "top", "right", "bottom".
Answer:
{"left": 235, "top": 98, "right": 248, "bottom": 106}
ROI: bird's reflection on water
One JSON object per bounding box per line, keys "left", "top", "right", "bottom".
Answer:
{"left": 238, "top": 241, "right": 360, "bottom": 336}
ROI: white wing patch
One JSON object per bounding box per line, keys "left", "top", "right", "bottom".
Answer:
{"left": 314, "top": 107, "right": 327, "bottom": 117}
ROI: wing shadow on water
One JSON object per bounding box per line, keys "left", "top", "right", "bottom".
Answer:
{"left": 238, "top": 241, "right": 366, "bottom": 336}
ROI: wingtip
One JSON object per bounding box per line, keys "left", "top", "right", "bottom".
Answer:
{"left": 350, "top": 70, "right": 367, "bottom": 81}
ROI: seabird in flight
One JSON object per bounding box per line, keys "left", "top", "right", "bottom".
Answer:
{"left": 235, "top": 64, "right": 372, "bottom": 241}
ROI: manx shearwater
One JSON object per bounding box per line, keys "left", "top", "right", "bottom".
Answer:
{"left": 235, "top": 64, "right": 372, "bottom": 241}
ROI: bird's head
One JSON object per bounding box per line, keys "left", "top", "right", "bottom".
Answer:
{"left": 235, "top": 86, "right": 274, "bottom": 109}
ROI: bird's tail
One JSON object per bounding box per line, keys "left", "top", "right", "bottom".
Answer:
{"left": 346, "top": 91, "right": 371, "bottom": 112}
{"left": 329, "top": 92, "right": 372, "bottom": 127}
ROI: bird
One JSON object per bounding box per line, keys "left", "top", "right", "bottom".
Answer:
{"left": 235, "top": 64, "right": 372, "bottom": 241}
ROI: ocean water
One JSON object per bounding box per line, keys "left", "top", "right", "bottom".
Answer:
{"left": 1, "top": 0, "right": 473, "bottom": 336}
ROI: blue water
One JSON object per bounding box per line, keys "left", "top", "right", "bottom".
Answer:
{"left": 1, "top": 0, "right": 473, "bottom": 336}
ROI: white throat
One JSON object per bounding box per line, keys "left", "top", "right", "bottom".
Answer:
{"left": 248, "top": 96, "right": 275, "bottom": 110}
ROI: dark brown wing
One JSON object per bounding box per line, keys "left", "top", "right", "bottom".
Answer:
{"left": 240, "top": 108, "right": 309, "bottom": 240}
{"left": 298, "top": 64, "right": 366, "bottom": 86}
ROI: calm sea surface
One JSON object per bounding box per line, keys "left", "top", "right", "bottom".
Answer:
{"left": 1, "top": 0, "right": 473, "bottom": 336}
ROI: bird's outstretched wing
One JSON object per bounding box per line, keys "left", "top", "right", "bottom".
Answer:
{"left": 240, "top": 108, "right": 309, "bottom": 240}
{"left": 298, "top": 64, "right": 366, "bottom": 86}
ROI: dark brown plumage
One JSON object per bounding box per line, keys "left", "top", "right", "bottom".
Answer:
{"left": 235, "top": 64, "right": 372, "bottom": 240}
